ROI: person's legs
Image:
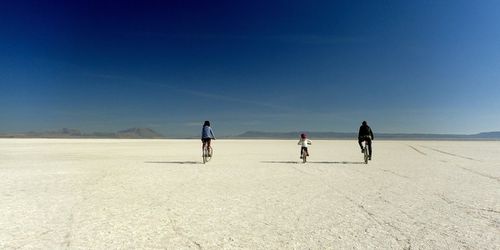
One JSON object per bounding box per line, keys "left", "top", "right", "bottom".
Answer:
{"left": 207, "top": 139, "right": 212, "bottom": 156}
{"left": 305, "top": 147, "right": 309, "bottom": 156}
{"left": 358, "top": 138, "right": 365, "bottom": 153}
{"left": 367, "top": 138, "right": 372, "bottom": 158}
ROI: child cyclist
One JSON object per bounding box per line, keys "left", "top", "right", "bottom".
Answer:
{"left": 201, "top": 121, "right": 216, "bottom": 156}
{"left": 297, "top": 133, "right": 312, "bottom": 159}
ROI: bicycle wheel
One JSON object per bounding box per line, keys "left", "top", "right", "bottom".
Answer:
{"left": 202, "top": 147, "right": 208, "bottom": 164}
{"left": 202, "top": 148, "right": 206, "bottom": 163}
{"left": 202, "top": 147, "right": 212, "bottom": 164}
{"left": 363, "top": 146, "right": 369, "bottom": 164}
{"left": 207, "top": 147, "right": 213, "bottom": 162}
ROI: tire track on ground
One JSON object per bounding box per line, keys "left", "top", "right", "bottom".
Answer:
{"left": 421, "top": 146, "right": 481, "bottom": 162}
{"left": 436, "top": 193, "right": 500, "bottom": 229}
{"left": 61, "top": 169, "right": 112, "bottom": 248}
{"left": 286, "top": 165, "right": 412, "bottom": 248}
{"left": 312, "top": 157, "right": 495, "bottom": 248}
{"left": 146, "top": 167, "right": 206, "bottom": 249}
{"left": 300, "top": 164, "right": 416, "bottom": 248}
{"left": 342, "top": 195, "right": 413, "bottom": 249}
{"left": 406, "top": 145, "right": 500, "bottom": 229}
{"left": 456, "top": 165, "right": 500, "bottom": 182}
{"left": 290, "top": 165, "right": 316, "bottom": 176}
{"left": 273, "top": 163, "right": 408, "bottom": 246}
{"left": 417, "top": 146, "right": 499, "bottom": 182}
{"left": 437, "top": 193, "right": 500, "bottom": 215}
{"left": 408, "top": 145, "right": 426, "bottom": 156}
{"left": 377, "top": 168, "right": 410, "bottom": 179}
{"left": 266, "top": 152, "right": 495, "bottom": 248}
{"left": 165, "top": 212, "right": 202, "bottom": 250}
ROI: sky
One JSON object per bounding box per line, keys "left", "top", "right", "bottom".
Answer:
{"left": 1, "top": 1, "right": 499, "bottom": 137}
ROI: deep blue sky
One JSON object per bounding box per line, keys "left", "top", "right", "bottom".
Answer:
{"left": 1, "top": 1, "right": 499, "bottom": 136}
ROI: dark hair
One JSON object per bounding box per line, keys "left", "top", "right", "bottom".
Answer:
{"left": 362, "top": 121, "right": 367, "bottom": 126}
{"left": 203, "top": 121, "right": 210, "bottom": 127}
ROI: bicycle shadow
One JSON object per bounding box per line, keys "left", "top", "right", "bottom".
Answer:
{"left": 261, "top": 161, "right": 365, "bottom": 165}
{"left": 261, "top": 161, "right": 300, "bottom": 164}
{"left": 144, "top": 161, "right": 202, "bottom": 165}
{"left": 309, "top": 161, "right": 366, "bottom": 165}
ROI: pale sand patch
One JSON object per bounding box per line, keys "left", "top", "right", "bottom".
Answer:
{"left": 0, "top": 139, "right": 498, "bottom": 249}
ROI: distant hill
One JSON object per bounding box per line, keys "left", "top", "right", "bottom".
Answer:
{"left": 235, "top": 131, "right": 500, "bottom": 140}
{"left": 2, "top": 129, "right": 499, "bottom": 140}
{"left": 0, "top": 128, "right": 165, "bottom": 139}
{"left": 116, "top": 128, "right": 164, "bottom": 139}
{"left": 237, "top": 131, "right": 355, "bottom": 139}
{"left": 473, "top": 131, "right": 500, "bottom": 138}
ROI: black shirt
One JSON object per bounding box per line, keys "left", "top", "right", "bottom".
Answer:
{"left": 358, "top": 125, "right": 374, "bottom": 139}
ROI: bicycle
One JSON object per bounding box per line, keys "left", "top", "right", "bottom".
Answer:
{"left": 362, "top": 142, "right": 369, "bottom": 164}
{"left": 360, "top": 137, "right": 371, "bottom": 164}
{"left": 202, "top": 144, "right": 213, "bottom": 164}
{"left": 301, "top": 147, "right": 308, "bottom": 163}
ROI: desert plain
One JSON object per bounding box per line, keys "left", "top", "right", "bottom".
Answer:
{"left": 0, "top": 139, "right": 498, "bottom": 249}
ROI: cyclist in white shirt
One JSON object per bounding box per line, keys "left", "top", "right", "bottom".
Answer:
{"left": 297, "top": 133, "right": 312, "bottom": 159}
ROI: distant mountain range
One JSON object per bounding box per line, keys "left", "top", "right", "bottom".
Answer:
{"left": 0, "top": 128, "right": 165, "bottom": 139}
{"left": 1, "top": 129, "right": 499, "bottom": 140}
{"left": 235, "top": 131, "right": 500, "bottom": 140}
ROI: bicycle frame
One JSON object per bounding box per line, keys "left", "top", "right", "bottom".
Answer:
{"left": 202, "top": 144, "right": 213, "bottom": 164}
{"left": 362, "top": 140, "right": 369, "bottom": 164}
{"left": 301, "top": 147, "right": 307, "bottom": 163}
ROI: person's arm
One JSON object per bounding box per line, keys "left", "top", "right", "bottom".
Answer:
{"left": 307, "top": 139, "right": 312, "bottom": 145}
{"left": 358, "top": 127, "right": 362, "bottom": 138}
{"left": 210, "top": 128, "right": 216, "bottom": 139}
{"left": 297, "top": 139, "right": 302, "bottom": 145}
{"left": 370, "top": 128, "right": 374, "bottom": 140}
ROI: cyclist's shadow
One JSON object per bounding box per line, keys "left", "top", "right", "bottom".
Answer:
{"left": 261, "top": 161, "right": 365, "bottom": 165}
{"left": 310, "top": 161, "right": 366, "bottom": 164}
{"left": 144, "top": 161, "right": 203, "bottom": 165}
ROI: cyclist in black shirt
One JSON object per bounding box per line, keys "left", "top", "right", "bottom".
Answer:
{"left": 358, "top": 121, "right": 374, "bottom": 160}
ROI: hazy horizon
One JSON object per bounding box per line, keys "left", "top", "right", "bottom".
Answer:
{"left": 1, "top": 126, "right": 499, "bottom": 139}
{"left": 1, "top": 1, "right": 500, "bottom": 137}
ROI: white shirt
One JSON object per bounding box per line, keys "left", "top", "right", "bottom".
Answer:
{"left": 297, "top": 138, "right": 312, "bottom": 147}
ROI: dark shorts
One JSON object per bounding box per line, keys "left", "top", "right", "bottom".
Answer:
{"left": 201, "top": 138, "right": 212, "bottom": 143}
{"left": 358, "top": 136, "right": 372, "bottom": 144}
